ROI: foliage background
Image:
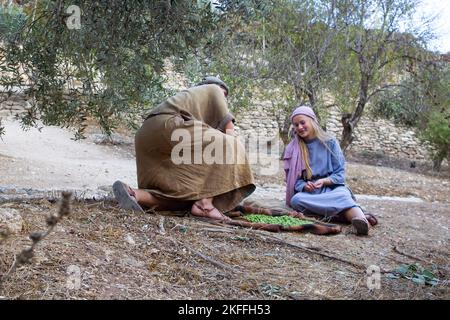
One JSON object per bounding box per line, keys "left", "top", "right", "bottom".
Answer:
{"left": 0, "top": 0, "right": 448, "bottom": 167}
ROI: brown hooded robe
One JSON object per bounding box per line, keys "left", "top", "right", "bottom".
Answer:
{"left": 135, "top": 84, "right": 255, "bottom": 212}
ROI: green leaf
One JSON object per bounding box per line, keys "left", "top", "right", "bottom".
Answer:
{"left": 422, "top": 269, "right": 437, "bottom": 279}
{"left": 394, "top": 264, "right": 410, "bottom": 275}
{"left": 411, "top": 275, "right": 426, "bottom": 285}
{"left": 392, "top": 263, "right": 440, "bottom": 286}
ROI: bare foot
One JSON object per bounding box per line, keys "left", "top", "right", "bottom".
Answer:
{"left": 191, "top": 202, "right": 231, "bottom": 222}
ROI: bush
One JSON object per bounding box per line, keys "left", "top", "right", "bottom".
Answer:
{"left": 422, "top": 110, "right": 450, "bottom": 170}
{"left": 370, "top": 83, "right": 425, "bottom": 127}
{"left": 0, "top": 5, "right": 26, "bottom": 37}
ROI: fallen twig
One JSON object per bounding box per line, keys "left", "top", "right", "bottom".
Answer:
{"left": 199, "top": 227, "right": 235, "bottom": 234}
{"left": 235, "top": 228, "right": 371, "bottom": 271}
{"left": 393, "top": 246, "right": 428, "bottom": 263}
{"left": 268, "top": 235, "right": 367, "bottom": 270}
{"left": 190, "top": 220, "right": 367, "bottom": 271}
{"left": 170, "top": 238, "right": 236, "bottom": 272}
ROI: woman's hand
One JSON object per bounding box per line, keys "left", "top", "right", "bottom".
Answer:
{"left": 304, "top": 181, "right": 316, "bottom": 192}
{"left": 313, "top": 178, "right": 331, "bottom": 189}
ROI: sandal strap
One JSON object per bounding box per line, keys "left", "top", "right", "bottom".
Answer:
{"left": 192, "top": 203, "right": 229, "bottom": 220}
{"left": 364, "top": 213, "right": 378, "bottom": 226}
{"left": 193, "top": 203, "right": 214, "bottom": 217}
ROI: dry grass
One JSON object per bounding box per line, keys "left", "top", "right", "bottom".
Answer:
{"left": 0, "top": 195, "right": 448, "bottom": 300}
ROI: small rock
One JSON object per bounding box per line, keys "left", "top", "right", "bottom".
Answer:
{"left": 124, "top": 234, "right": 136, "bottom": 245}
{"left": 0, "top": 208, "right": 23, "bottom": 234}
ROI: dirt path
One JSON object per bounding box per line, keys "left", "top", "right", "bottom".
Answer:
{"left": 0, "top": 120, "right": 136, "bottom": 190}
{"left": 2, "top": 119, "right": 449, "bottom": 203}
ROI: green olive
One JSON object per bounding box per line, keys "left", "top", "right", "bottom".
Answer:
{"left": 245, "top": 214, "right": 311, "bottom": 227}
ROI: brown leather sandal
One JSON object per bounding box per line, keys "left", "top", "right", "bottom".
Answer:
{"left": 112, "top": 180, "right": 145, "bottom": 213}
{"left": 364, "top": 213, "right": 378, "bottom": 226}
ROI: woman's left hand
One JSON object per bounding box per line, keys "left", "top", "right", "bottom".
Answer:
{"left": 313, "top": 178, "right": 327, "bottom": 189}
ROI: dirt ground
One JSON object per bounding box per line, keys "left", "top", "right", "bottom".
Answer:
{"left": 1, "top": 164, "right": 449, "bottom": 300}
{"left": 0, "top": 121, "right": 449, "bottom": 300}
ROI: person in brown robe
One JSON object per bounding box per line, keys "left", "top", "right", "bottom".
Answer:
{"left": 113, "top": 77, "right": 256, "bottom": 221}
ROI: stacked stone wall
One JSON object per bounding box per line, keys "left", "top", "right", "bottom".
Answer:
{"left": 235, "top": 103, "right": 433, "bottom": 161}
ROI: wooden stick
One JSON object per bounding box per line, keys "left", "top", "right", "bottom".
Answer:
{"left": 170, "top": 238, "right": 236, "bottom": 273}
{"left": 269, "top": 236, "right": 367, "bottom": 270}
{"left": 393, "top": 246, "right": 428, "bottom": 263}
{"left": 240, "top": 229, "right": 368, "bottom": 271}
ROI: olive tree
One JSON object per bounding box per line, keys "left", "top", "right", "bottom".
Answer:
{"left": 0, "top": 0, "right": 220, "bottom": 138}
{"left": 335, "top": 0, "right": 431, "bottom": 152}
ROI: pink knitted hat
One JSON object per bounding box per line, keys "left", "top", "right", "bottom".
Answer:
{"left": 290, "top": 106, "right": 317, "bottom": 122}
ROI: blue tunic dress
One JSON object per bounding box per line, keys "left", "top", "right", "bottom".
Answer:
{"left": 290, "top": 137, "right": 358, "bottom": 217}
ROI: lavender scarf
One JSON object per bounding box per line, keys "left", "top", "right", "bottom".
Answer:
{"left": 284, "top": 106, "right": 317, "bottom": 207}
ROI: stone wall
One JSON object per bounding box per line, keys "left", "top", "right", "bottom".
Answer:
{"left": 324, "top": 107, "right": 433, "bottom": 160}
{"left": 234, "top": 103, "right": 434, "bottom": 161}
{"left": 0, "top": 93, "right": 29, "bottom": 119}
{"left": 233, "top": 101, "right": 280, "bottom": 139}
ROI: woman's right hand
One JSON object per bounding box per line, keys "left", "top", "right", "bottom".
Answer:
{"left": 304, "top": 181, "right": 316, "bottom": 192}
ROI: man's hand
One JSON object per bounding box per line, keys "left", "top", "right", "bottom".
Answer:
{"left": 224, "top": 121, "right": 236, "bottom": 136}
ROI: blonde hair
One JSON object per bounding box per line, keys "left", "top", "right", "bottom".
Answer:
{"left": 297, "top": 117, "right": 334, "bottom": 180}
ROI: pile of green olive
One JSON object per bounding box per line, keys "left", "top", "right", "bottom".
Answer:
{"left": 245, "top": 214, "right": 312, "bottom": 227}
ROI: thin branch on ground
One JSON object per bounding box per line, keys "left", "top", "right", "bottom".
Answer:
{"left": 0, "top": 192, "right": 73, "bottom": 285}
{"left": 265, "top": 234, "right": 368, "bottom": 271}
{"left": 190, "top": 219, "right": 369, "bottom": 272}
{"left": 170, "top": 238, "right": 236, "bottom": 273}
{"left": 393, "top": 246, "right": 428, "bottom": 264}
